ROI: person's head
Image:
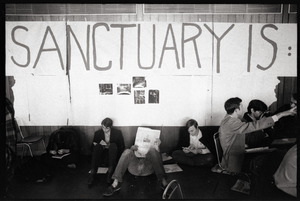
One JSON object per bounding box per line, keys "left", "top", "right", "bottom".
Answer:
{"left": 290, "top": 93, "right": 297, "bottom": 108}
{"left": 247, "top": 99, "right": 268, "bottom": 120}
{"left": 101, "top": 117, "right": 113, "bottom": 134}
{"left": 224, "top": 97, "right": 243, "bottom": 117}
{"left": 186, "top": 119, "right": 199, "bottom": 136}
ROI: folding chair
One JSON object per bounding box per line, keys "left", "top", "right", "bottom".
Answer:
{"left": 16, "top": 118, "right": 46, "bottom": 157}
{"left": 162, "top": 179, "right": 184, "bottom": 199}
{"left": 213, "top": 132, "right": 223, "bottom": 168}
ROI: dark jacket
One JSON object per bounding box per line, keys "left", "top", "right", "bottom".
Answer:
{"left": 242, "top": 112, "right": 275, "bottom": 148}
{"left": 47, "top": 127, "right": 80, "bottom": 153}
{"left": 92, "top": 128, "right": 125, "bottom": 159}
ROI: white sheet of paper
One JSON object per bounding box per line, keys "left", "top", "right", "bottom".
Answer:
{"left": 88, "top": 167, "right": 108, "bottom": 174}
{"left": 100, "top": 140, "right": 107, "bottom": 146}
{"left": 163, "top": 164, "right": 183, "bottom": 173}
{"left": 134, "top": 127, "right": 161, "bottom": 158}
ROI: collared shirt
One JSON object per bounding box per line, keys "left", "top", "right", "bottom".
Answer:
{"left": 190, "top": 129, "right": 210, "bottom": 154}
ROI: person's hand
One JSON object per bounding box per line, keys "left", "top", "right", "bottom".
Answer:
{"left": 130, "top": 145, "right": 138, "bottom": 151}
{"left": 93, "top": 142, "right": 97, "bottom": 146}
{"left": 154, "top": 138, "right": 161, "bottom": 146}
{"left": 182, "top": 147, "right": 190, "bottom": 153}
{"left": 188, "top": 145, "right": 196, "bottom": 150}
{"left": 49, "top": 150, "right": 57, "bottom": 155}
{"left": 58, "top": 149, "right": 70, "bottom": 154}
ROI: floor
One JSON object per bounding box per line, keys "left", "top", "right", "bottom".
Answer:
{"left": 5, "top": 154, "right": 296, "bottom": 200}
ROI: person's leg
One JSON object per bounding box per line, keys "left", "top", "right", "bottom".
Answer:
{"left": 88, "top": 144, "right": 104, "bottom": 187}
{"left": 90, "top": 144, "right": 104, "bottom": 174}
{"left": 146, "top": 148, "right": 168, "bottom": 187}
{"left": 193, "top": 153, "right": 215, "bottom": 167}
{"left": 103, "top": 149, "right": 136, "bottom": 196}
{"left": 111, "top": 149, "right": 135, "bottom": 183}
{"left": 172, "top": 150, "right": 194, "bottom": 166}
{"left": 107, "top": 143, "right": 118, "bottom": 183}
{"left": 108, "top": 143, "right": 118, "bottom": 172}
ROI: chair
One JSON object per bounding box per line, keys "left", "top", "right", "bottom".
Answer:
{"left": 162, "top": 179, "right": 184, "bottom": 199}
{"left": 213, "top": 132, "right": 277, "bottom": 171}
{"left": 16, "top": 118, "right": 46, "bottom": 157}
{"left": 213, "top": 132, "right": 223, "bottom": 168}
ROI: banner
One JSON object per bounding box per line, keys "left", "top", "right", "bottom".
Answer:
{"left": 6, "top": 22, "right": 297, "bottom": 76}
{"left": 5, "top": 22, "right": 297, "bottom": 126}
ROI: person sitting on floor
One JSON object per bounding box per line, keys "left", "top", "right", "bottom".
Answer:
{"left": 172, "top": 119, "right": 215, "bottom": 167}
{"left": 102, "top": 134, "right": 168, "bottom": 197}
{"left": 44, "top": 127, "right": 80, "bottom": 169}
{"left": 212, "top": 97, "right": 296, "bottom": 175}
{"left": 88, "top": 117, "right": 125, "bottom": 188}
{"left": 242, "top": 99, "right": 275, "bottom": 148}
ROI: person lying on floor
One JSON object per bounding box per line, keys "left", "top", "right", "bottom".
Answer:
{"left": 172, "top": 119, "right": 215, "bottom": 167}
{"left": 212, "top": 97, "right": 296, "bottom": 175}
{"left": 102, "top": 136, "right": 168, "bottom": 197}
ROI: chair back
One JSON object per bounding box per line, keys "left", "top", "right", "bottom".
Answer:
{"left": 14, "top": 117, "right": 25, "bottom": 141}
{"left": 162, "top": 179, "right": 184, "bottom": 199}
{"left": 213, "top": 132, "right": 223, "bottom": 167}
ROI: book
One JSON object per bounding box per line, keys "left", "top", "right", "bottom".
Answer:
{"left": 134, "top": 127, "right": 161, "bottom": 158}
{"left": 52, "top": 152, "right": 71, "bottom": 159}
{"left": 271, "top": 138, "right": 296, "bottom": 145}
{"left": 163, "top": 164, "right": 183, "bottom": 173}
{"left": 88, "top": 167, "right": 108, "bottom": 174}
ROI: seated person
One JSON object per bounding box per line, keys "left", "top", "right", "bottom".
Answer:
{"left": 273, "top": 144, "right": 297, "bottom": 197}
{"left": 272, "top": 93, "right": 298, "bottom": 139}
{"left": 45, "top": 127, "right": 80, "bottom": 169}
{"left": 172, "top": 119, "right": 215, "bottom": 167}
{"left": 102, "top": 134, "right": 168, "bottom": 197}
{"left": 215, "top": 97, "right": 296, "bottom": 174}
{"left": 242, "top": 99, "right": 275, "bottom": 148}
{"left": 88, "top": 117, "right": 125, "bottom": 188}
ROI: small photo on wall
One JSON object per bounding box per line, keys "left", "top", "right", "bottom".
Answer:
{"left": 117, "top": 84, "right": 131, "bottom": 95}
{"left": 133, "top": 76, "right": 146, "bottom": 88}
{"left": 149, "top": 90, "right": 159, "bottom": 104}
{"left": 99, "top": 84, "right": 113, "bottom": 95}
{"left": 134, "top": 90, "right": 145, "bottom": 104}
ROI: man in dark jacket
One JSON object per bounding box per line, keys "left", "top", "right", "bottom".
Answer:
{"left": 88, "top": 117, "right": 125, "bottom": 188}
{"left": 242, "top": 99, "right": 275, "bottom": 148}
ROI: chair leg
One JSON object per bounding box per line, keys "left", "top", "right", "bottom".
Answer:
{"left": 24, "top": 144, "right": 33, "bottom": 157}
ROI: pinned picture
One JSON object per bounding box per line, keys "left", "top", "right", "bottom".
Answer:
{"left": 117, "top": 84, "right": 131, "bottom": 95}
{"left": 99, "top": 84, "right": 113, "bottom": 95}
{"left": 133, "top": 77, "right": 147, "bottom": 88}
{"left": 149, "top": 90, "right": 159, "bottom": 104}
{"left": 134, "top": 90, "right": 145, "bottom": 104}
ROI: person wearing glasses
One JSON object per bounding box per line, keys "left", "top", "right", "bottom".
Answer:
{"left": 88, "top": 117, "right": 125, "bottom": 188}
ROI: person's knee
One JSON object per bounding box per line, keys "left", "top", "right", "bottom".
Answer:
{"left": 122, "top": 148, "right": 133, "bottom": 156}
{"left": 93, "top": 144, "right": 104, "bottom": 152}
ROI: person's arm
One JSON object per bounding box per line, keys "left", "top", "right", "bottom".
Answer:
{"left": 273, "top": 107, "right": 297, "bottom": 120}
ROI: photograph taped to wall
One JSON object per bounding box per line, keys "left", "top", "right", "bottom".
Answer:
{"left": 149, "top": 90, "right": 159, "bottom": 104}
{"left": 99, "top": 83, "right": 113, "bottom": 95}
{"left": 117, "top": 83, "right": 131, "bottom": 95}
{"left": 134, "top": 90, "right": 145, "bottom": 104}
{"left": 133, "top": 76, "right": 147, "bottom": 88}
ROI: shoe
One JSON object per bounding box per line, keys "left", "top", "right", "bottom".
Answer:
{"left": 88, "top": 174, "right": 95, "bottom": 188}
{"left": 103, "top": 183, "right": 121, "bottom": 197}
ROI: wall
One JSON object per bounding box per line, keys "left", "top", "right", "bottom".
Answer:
{"left": 5, "top": 4, "right": 297, "bottom": 155}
